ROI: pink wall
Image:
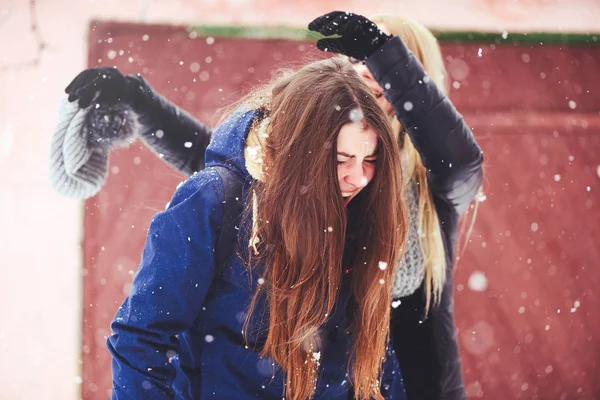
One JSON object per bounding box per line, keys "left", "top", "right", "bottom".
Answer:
{"left": 1, "top": 0, "right": 598, "bottom": 399}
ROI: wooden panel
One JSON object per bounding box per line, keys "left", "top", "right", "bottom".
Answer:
{"left": 456, "top": 117, "right": 599, "bottom": 399}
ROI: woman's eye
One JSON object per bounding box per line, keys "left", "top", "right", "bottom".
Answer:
{"left": 337, "top": 160, "right": 348, "bottom": 165}
{"left": 348, "top": 57, "right": 364, "bottom": 65}
{"left": 364, "top": 159, "right": 377, "bottom": 165}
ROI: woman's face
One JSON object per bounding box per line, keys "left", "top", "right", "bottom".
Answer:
{"left": 351, "top": 62, "right": 394, "bottom": 116}
{"left": 350, "top": 22, "right": 395, "bottom": 117}
{"left": 336, "top": 122, "right": 378, "bottom": 205}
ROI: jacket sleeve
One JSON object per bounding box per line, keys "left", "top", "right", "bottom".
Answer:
{"left": 366, "top": 36, "right": 484, "bottom": 215}
{"left": 107, "top": 169, "right": 224, "bottom": 399}
{"left": 125, "top": 74, "right": 213, "bottom": 177}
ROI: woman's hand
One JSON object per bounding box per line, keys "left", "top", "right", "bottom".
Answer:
{"left": 308, "top": 11, "right": 392, "bottom": 61}
{"left": 65, "top": 67, "right": 131, "bottom": 108}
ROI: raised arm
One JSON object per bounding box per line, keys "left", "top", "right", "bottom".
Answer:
{"left": 108, "top": 169, "right": 223, "bottom": 398}
{"left": 65, "top": 67, "right": 212, "bottom": 177}
{"left": 366, "top": 37, "right": 483, "bottom": 215}
{"left": 308, "top": 11, "right": 483, "bottom": 215}
{"left": 124, "top": 74, "right": 211, "bottom": 175}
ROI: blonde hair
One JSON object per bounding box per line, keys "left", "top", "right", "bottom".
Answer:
{"left": 370, "top": 15, "right": 450, "bottom": 315}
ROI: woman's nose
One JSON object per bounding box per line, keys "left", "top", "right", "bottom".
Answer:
{"left": 355, "top": 64, "right": 374, "bottom": 82}
{"left": 345, "top": 162, "right": 365, "bottom": 188}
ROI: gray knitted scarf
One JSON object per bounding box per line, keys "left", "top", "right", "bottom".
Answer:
{"left": 391, "top": 180, "right": 426, "bottom": 300}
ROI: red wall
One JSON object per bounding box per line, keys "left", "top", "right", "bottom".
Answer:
{"left": 82, "top": 22, "right": 600, "bottom": 399}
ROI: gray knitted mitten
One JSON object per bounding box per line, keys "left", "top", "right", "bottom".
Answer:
{"left": 49, "top": 97, "right": 137, "bottom": 199}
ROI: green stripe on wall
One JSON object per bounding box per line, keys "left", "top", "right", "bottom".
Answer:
{"left": 432, "top": 30, "right": 599, "bottom": 45}
{"left": 187, "top": 25, "right": 599, "bottom": 45}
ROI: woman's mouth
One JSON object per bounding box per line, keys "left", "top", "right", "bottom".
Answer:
{"left": 342, "top": 191, "right": 356, "bottom": 206}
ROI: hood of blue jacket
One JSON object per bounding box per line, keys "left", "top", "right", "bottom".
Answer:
{"left": 204, "top": 108, "right": 262, "bottom": 179}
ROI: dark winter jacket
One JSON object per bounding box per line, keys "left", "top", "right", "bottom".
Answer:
{"left": 107, "top": 109, "right": 406, "bottom": 399}
{"left": 366, "top": 37, "right": 484, "bottom": 400}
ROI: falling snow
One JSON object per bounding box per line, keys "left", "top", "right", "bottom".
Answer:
{"left": 530, "top": 222, "right": 539, "bottom": 232}
{"left": 468, "top": 271, "right": 488, "bottom": 292}
{"left": 349, "top": 108, "right": 364, "bottom": 123}
{"left": 190, "top": 62, "right": 200, "bottom": 73}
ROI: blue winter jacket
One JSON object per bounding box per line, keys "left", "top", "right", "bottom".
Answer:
{"left": 107, "top": 109, "right": 406, "bottom": 399}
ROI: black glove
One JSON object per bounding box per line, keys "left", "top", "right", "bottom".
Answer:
{"left": 64, "top": 67, "right": 154, "bottom": 115}
{"left": 63, "top": 67, "right": 136, "bottom": 148}
{"left": 308, "top": 11, "right": 392, "bottom": 61}
{"left": 65, "top": 67, "right": 132, "bottom": 108}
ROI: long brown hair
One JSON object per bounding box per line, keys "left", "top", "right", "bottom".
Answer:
{"left": 238, "top": 58, "right": 406, "bottom": 399}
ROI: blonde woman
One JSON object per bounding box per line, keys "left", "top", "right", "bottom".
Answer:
{"left": 58, "top": 11, "right": 483, "bottom": 400}
{"left": 313, "top": 13, "right": 485, "bottom": 400}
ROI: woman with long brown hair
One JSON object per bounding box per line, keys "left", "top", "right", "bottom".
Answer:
{"left": 107, "top": 57, "right": 408, "bottom": 399}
